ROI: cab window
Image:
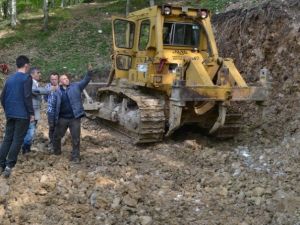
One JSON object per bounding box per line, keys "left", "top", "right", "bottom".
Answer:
{"left": 139, "top": 20, "right": 150, "bottom": 50}
{"left": 163, "top": 22, "right": 200, "bottom": 47}
{"left": 114, "top": 19, "right": 135, "bottom": 49}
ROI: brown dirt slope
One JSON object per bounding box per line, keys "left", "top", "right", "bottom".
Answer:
{"left": 213, "top": 0, "right": 300, "bottom": 142}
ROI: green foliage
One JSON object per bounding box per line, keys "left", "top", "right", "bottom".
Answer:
{"left": 0, "top": 0, "right": 238, "bottom": 82}
{"left": 200, "top": 0, "right": 236, "bottom": 12}
{"left": 97, "top": 0, "right": 235, "bottom": 15}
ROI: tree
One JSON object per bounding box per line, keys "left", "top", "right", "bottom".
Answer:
{"left": 43, "top": 0, "right": 49, "bottom": 31}
{"left": 11, "top": 0, "right": 16, "bottom": 28}
{"left": 126, "top": 0, "right": 130, "bottom": 16}
{"left": 61, "top": 0, "right": 65, "bottom": 8}
{"left": 149, "top": 0, "right": 155, "bottom": 6}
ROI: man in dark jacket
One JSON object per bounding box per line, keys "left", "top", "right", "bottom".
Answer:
{"left": 50, "top": 67, "right": 93, "bottom": 163}
{"left": 0, "top": 55, "right": 34, "bottom": 178}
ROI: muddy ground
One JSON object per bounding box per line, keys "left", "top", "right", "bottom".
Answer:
{"left": 0, "top": 0, "right": 300, "bottom": 224}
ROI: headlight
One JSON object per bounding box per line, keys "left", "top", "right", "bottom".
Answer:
{"left": 162, "top": 5, "right": 172, "bottom": 15}
{"left": 197, "top": 9, "right": 208, "bottom": 19}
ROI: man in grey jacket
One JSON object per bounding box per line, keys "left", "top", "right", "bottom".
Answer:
{"left": 22, "top": 67, "right": 49, "bottom": 154}
{"left": 50, "top": 66, "right": 94, "bottom": 163}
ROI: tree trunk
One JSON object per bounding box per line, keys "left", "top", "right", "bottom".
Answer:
{"left": 11, "top": 0, "right": 16, "bottom": 28}
{"left": 43, "top": 0, "right": 49, "bottom": 31}
{"left": 51, "top": 0, "right": 55, "bottom": 8}
{"left": 0, "top": 3, "right": 3, "bottom": 18}
{"left": 149, "top": 0, "right": 155, "bottom": 6}
{"left": 61, "top": 0, "right": 64, "bottom": 8}
{"left": 2, "top": 0, "right": 8, "bottom": 19}
{"left": 7, "top": 0, "right": 11, "bottom": 16}
{"left": 126, "top": 0, "right": 130, "bottom": 16}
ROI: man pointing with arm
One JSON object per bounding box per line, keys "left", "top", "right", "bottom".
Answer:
{"left": 50, "top": 64, "right": 94, "bottom": 163}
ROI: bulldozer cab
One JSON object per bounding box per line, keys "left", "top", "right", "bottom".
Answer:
{"left": 111, "top": 5, "right": 220, "bottom": 89}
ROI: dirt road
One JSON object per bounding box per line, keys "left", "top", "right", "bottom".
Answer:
{"left": 0, "top": 104, "right": 299, "bottom": 225}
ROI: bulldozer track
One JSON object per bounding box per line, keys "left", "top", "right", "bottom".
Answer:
{"left": 96, "top": 87, "right": 166, "bottom": 144}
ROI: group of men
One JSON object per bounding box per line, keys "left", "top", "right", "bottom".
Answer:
{"left": 0, "top": 55, "right": 94, "bottom": 178}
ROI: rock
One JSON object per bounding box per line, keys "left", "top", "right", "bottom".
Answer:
{"left": 218, "top": 187, "right": 228, "bottom": 197}
{"left": 0, "top": 180, "right": 9, "bottom": 202}
{"left": 239, "top": 222, "right": 249, "bottom": 225}
{"left": 0, "top": 205, "right": 5, "bottom": 219}
{"left": 111, "top": 197, "right": 121, "bottom": 209}
{"left": 40, "top": 174, "right": 57, "bottom": 191}
{"left": 196, "top": 183, "right": 201, "bottom": 191}
{"left": 252, "top": 187, "right": 265, "bottom": 197}
{"left": 129, "top": 215, "right": 139, "bottom": 223}
{"left": 123, "top": 194, "right": 138, "bottom": 207}
{"left": 90, "top": 191, "right": 97, "bottom": 207}
{"left": 184, "top": 140, "right": 200, "bottom": 150}
{"left": 254, "top": 197, "right": 263, "bottom": 206}
{"left": 35, "top": 188, "right": 48, "bottom": 196}
{"left": 140, "top": 216, "right": 153, "bottom": 225}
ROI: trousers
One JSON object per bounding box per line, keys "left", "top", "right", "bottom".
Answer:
{"left": 0, "top": 118, "right": 29, "bottom": 168}
{"left": 53, "top": 117, "right": 81, "bottom": 159}
{"left": 23, "top": 120, "right": 38, "bottom": 146}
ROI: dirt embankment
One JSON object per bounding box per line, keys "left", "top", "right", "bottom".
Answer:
{"left": 213, "top": 0, "right": 300, "bottom": 142}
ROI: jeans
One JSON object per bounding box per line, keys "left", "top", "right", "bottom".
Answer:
{"left": 0, "top": 118, "right": 30, "bottom": 168}
{"left": 53, "top": 117, "right": 81, "bottom": 159}
{"left": 47, "top": 115, "right": 55, "bottom": 145}
{"left": 23, "top": 120, "right": 37, "bottom": 146}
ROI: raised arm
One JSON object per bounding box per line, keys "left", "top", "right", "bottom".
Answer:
{"left": 32, "top": 86, "right": 51, "bottom": 96}
{"left": 77, "top": 71, "right": 92, "bottom": 91}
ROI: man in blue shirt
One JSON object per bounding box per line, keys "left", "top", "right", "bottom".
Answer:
{"left": 0, "top": 55, "right": 34, "bottom": 178}
{"left": 43, "top": 72, "right": 59, "bottom": 151}
{"left": 50, "top": 66, "right": 93, "bottom": 163}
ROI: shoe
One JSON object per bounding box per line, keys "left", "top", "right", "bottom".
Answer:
{"left": 22, "top": 144, "right": 31, "bottom": 154}
{"left": 3, "top": 166, "right": 12, "bottom": 178}
{"left": 47, "top": 144, "right": 54, "bottom": 154}
{"left": 53, "top": 150, "right": 62, "bottom": 155}
{"left": 70, "top": 157, "right": 80, "bottom": 164}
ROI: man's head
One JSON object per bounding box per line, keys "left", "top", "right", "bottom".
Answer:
{"left": 59, "top": 74, "right": 70, "bottom": 87}
{"left": 30, "top": 67, "right": 41, "bottom": 81}
{"left": 50, "top": 72, "right": 59, "bottom": 86}
{"left": 16, "top": 55, "right": 30, "bottom": 73}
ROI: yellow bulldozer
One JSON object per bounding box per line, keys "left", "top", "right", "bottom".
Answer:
{"left": 84, "top": 5, "right": 267, "bottom": 143}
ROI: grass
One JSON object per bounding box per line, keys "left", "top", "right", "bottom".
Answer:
{"left": 0, "top": 4, "right": 112, "bottom": 80}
